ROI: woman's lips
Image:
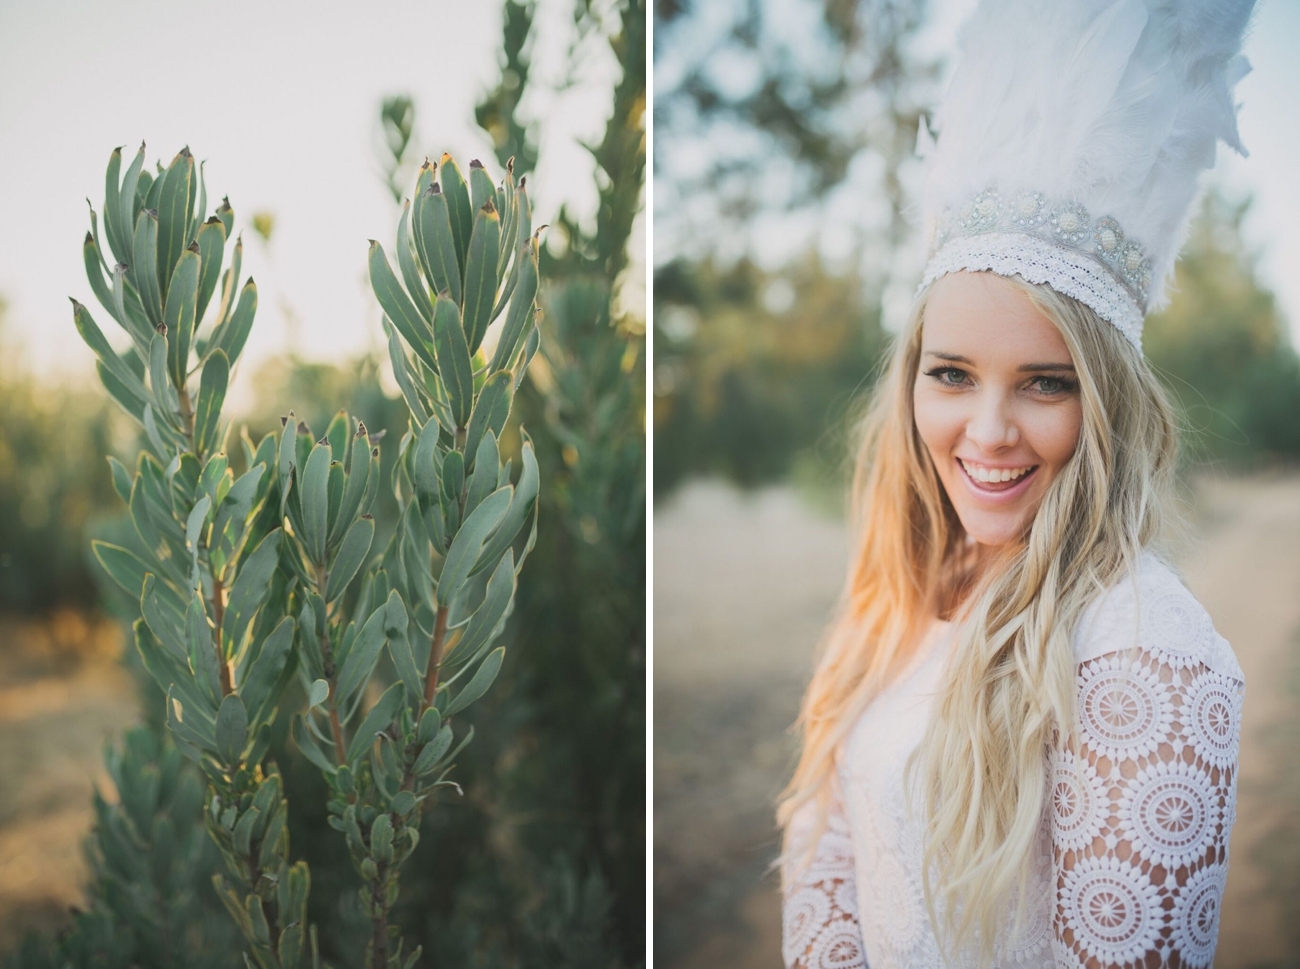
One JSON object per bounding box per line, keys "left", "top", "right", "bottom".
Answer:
{"left": 956, "top": 459, "right": 1039, "bottom": 501}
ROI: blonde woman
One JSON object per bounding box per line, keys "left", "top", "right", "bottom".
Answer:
{"left": 777, "top": 1, "right": 1254, "bottom": 967}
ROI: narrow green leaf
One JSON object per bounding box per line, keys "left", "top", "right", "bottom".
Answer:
{"left": 489, "top": 244, "right": 538, "bottom": 373}
{"left": 443, "top": 647, "right": 505, "bottom": 717}
{"left": 107, "top": 456, "right": 133, "bottom": 506}
{"left": 148, "top": 331, "right": 179, "bottom": 426}
{"left": 156, "top": 149, "right": 195, "bottom": 299}
{"left": 195, "top": 216, "right": 227, "bottom": 324}
{"left": 334, "top": 606, "right": 387, "bottom": 711}
{"left": 308, "top": 679, "right": 329, "bottom": 709}
{"left": 444, "top": 550, "right": 515, "bottom": 668}
{"left": 194, "top": 349, "right": 229, "bottom": 458}
{"left": 461, "top": 200, "right": 501, "bottom": 353}
{"left": 221, "top": 528, "right": 282, "bottom": 664}
{"left": 239, "top": 615, "right": 296, "bottom": 729}
{"left": 440, "top": 154, "right": 473, "bottom": 280}
{"left": 396, "top": 199, "right": 431, "bottom": 322}
{"left": 412, "top": 414, "right": 441, "bottom": 497}
{"left": 439, "top": 486, "right": 511, "bottom": 606}
{"left": 413, "top": 183, "right": 462, "bottom": 305}
{"left": 215, "top": 693, "right": 248, "bottom": 765}
{"left": 298, "top": 441, "right": 331, "bottom": 564}
{"left": 368, "top": 241, "right": 438, "bottom": 372}
{"left": 325, "top": 516, "right": 374, "bottom": 602}
{"left": 345, "top": 681, "right": 405, "bottom": 766}
{"left": 102, "top": 148, "right": 125, "bottom": 265}
{"left": 474, "top": 440, "right": 539, "bottom": 576}
{"left": 463, "top": 431, "right": 499, "bottom": 520}
{"left": 233, "top": 805, "right": 260, "bottom": 857}
{"left": 417, "top": 706, "right": 440, "bottom": 746}
{"left": 72, "top": 300, "right": 150, "bottom": 408}
{"left": 384, "top": 320, "right": 428, "bottom": 424}
{"left": 164, "top": 247, "right": 200, "bottom": 390}
{"left": 413, "top": 724, "right": 454, "bottom": 775}
{"left": 515, "top": 323, "right": 540, "bottom": 390}
{"left": 95, "top": 360, "right": 146, "bottom": 423}
{"left": 211, "top": 278, "right": 257, "bottom": 368}
{"left": 131, "top": 208, "right": 163, "bottom": 327}
{"left": 293, "top": 714, "right": 337, "bottom": 774}
{"left": 186, "top": 594, "right": 222, "bottom": 708}
{"left": 464, "top": 371, "right": 513, "bottom": 467}
{"left": 432, "top": 294, "right": 473, "bottom": 429}
{"left": 467, "top": 159, "right": 496, "bottom": 212}
{"left": 217, "top": 196, "right": 234, "bottom": 239}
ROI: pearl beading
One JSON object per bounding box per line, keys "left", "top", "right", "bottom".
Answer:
{"left": 919, "top": 189, "right": 1152, "bottom": 351}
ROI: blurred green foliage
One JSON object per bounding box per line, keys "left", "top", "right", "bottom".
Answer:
{"left": 653, "top": 189, "right": 1300, "bottom": 500}
{"left": 0, "top": 302, "right": 122, "bottom": 614}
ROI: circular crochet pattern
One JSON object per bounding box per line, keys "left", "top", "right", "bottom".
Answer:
{"left": 1050, "top": 747, "right": 1108, "bottom": 853}
{"left": 782, "top": 887, "right": 832, "bottom": 966}
{"left": 1169, "top": 863, "right": 1228, "bottom": 968}
{"left": 1076, "top": 656, "right": 1172, "bottom": 761}
{"left": 832, "top": 879, "right": 859, "bottom": 919}
{"left": 1186, "top": 670, "right": 1241, "bottom": 770}
{"left": 807, "top": 921, "right": 866, "bottom": 969}
{"left": 1117, "top": 760, "right": 1216, "bottom": 870}
{"left": 1059, "top": 855, "right": 1162, "bottom": 965}
{"left": 1140, "top": 585, "right": 1213, "bottom": 669}
{"left": 867, "top": 843, "right": 922, "bottom": 951}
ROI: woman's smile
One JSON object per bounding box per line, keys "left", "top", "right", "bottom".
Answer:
{"left": 912, "top": 272, "right": 1084, "bottom": 546}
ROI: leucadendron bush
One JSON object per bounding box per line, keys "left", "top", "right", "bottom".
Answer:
{"left": 72, "top": 144, "right": 541, "bottom": 969}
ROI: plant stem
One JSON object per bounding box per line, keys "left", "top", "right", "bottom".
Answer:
{"left": 212, "top": 575, "right": 233, "bottom": 695}
{"left": 369, "top": 864, "right": 389, "bottom": 969}
{"left": 313, "top": 562, "right": 350, "bottom": 768}
{"left": 423, "top": 604, "right": 450, "bottom": 709}
{"left": 178, "top": 384, "right": 196, "bottom": 449}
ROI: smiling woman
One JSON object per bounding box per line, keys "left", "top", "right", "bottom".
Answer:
{"left": 914, "top": 272, "right": 1084, "bottom": 549}
{"left": 773, "top": 0, "right": 1254, "bottom": 966}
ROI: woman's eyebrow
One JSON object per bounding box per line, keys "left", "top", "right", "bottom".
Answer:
{"left": 1016, "top": 362, "right": 1075, "bottom": 372}
{"left": 924, "top": 351, "right": 973, "bottom": 364}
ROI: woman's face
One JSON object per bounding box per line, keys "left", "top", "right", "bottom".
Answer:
{"left": 912, "top": 272, "right": 1084, "bottom": 547}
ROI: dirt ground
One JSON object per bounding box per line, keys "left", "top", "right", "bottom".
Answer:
{"left": 0, "top": 612, "right": 137, "bottom": 953}
{"left": 654, "top": 474, "right": 1300, "bottom": 969}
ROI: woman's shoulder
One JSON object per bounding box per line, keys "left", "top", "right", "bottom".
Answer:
{"left": 1071, "top": 549, "right": 1244, "bottom": 684}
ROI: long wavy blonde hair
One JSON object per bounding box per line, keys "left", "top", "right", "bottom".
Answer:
{"left": 777, "top": 272, "right": 1180, "bottom": 963}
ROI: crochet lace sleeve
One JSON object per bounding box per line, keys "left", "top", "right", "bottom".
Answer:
{"left": 781, "top": 787, "right": 866, "bottom": 969}
{"left": 1049, "top": 558, "right": 1244, "bottom": 968}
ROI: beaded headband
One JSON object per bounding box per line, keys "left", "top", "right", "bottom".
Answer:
{"left": 915, "top": 0, "right": 1255, "bottom": 353}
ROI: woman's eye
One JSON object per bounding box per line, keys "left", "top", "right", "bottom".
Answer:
{"left": 1029, "top": 375, "right": 1075, "bottom": 395}
{"left": 925, "top": 367, "right": 969, "bottom": 386}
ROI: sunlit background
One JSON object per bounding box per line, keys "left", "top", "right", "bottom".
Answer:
{"left": 653, "top": 1, "right": 1300, "bottom": 967}
{"left": 0, "top": 0, "right": 645, "bottom": 965}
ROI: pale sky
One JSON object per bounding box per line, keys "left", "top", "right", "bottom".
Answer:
{"left": 0, "top": 0, "right": 624, "bottom": 408}
{"left": 655, "top": 0, "right": 1300, "bottom": 340}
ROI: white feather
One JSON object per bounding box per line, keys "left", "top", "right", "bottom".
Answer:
{"left": 920, "top": 0, "right": 1256, "bottom": 311}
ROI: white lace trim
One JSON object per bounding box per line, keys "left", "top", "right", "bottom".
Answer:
{"left": 783, "top": 802, "right": 866, "bottom": 969}
{"left": 919, "top": 232, "right": 1145, "bottom": 350}
{"left": 781, "top": 553, "right": 1245, "bottom": 969}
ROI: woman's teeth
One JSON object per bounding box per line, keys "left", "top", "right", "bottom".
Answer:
{"left": 959, "top": 459, "right": 1035, "bottom": 483}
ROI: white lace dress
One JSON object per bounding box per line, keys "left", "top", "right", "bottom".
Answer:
{"left": 782, "top": 552, "right": 1244, "bottom": 969}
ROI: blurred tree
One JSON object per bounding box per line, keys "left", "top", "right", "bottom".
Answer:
{"left": 362, "top": 0, "right": 646, "bottom": 965}
{"left": 654, "top": 254, "right": 886, "bottom": 494}
{"left": 654, "top": 0, "right": 938, "bottom": 269}
{"left": 0, "top": 298, "right": 123, "bottom": 614}
{"left": 1145, "top": 191, "right": 1300, "bottom": 464}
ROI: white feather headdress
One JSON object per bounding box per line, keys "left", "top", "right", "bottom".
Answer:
{"left": 917, "top": 0, "right": 1255, "bottom": 349}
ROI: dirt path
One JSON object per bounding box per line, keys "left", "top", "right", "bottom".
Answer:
{"left": 654, "top": 474, "right": 1300, "bottom": 969}
{"left": 0, "top": 615, "right": 137, "bottom": 954}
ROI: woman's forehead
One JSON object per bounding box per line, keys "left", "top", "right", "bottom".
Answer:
{"left": 920, "top": 272, "right": 1072, "bottom": 365}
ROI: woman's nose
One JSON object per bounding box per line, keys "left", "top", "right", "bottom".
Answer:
{"left": 965, "top": 393, "right": 1019, "bottom": 451}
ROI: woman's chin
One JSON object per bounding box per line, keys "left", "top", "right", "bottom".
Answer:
{"left": 955, "top": 510, "right": 1031, "bottom": 548}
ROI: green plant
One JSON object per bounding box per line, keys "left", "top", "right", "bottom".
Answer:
{"left": 66, "top": 142, "right": 542, "bottom": 969}
{"left": 289, "top": 150, "right": 541, "bottom": 966}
